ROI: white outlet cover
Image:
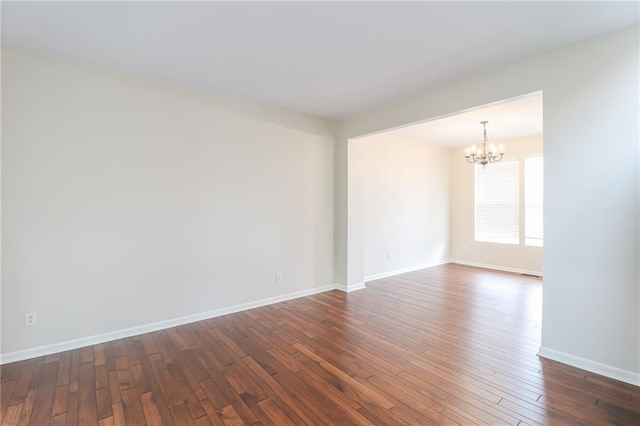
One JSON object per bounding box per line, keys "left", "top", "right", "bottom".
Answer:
{"left": 25, "top": 312, "right": 37, "bottom": 326}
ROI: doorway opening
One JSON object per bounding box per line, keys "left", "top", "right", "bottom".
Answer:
{"left": 347, "top": 91, "right": 543, "bottom": 286}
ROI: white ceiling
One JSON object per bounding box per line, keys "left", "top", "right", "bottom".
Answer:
{"left": 1, "top": 2, "right": 638, "bottom": 120}
{"left": 389, "top": 93, "right": 543, "bottom": 147}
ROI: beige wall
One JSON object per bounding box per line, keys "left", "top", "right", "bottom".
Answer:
{"left": 450, "top": 135, "right": 543, "bottom": 274}
{"left": 359, "top": 133, "right": 450, "bottom": 280}
{"left": 1, "top": 46, "right": 335, "bottom": 357}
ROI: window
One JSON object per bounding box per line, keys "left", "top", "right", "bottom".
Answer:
{"left": 474, "top": 158, "right": 519, "bottom": 244}
{"left": 525, "top": 156, "right": 544, "bottom": 246}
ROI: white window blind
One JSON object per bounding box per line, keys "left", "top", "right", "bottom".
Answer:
{"left": 525, "top": 156, "right": 544, "bottom": 247}
{"left": 474, "top": 158, "right": 519, "bottom": 244}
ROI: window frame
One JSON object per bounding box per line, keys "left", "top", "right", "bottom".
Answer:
{"left": 524, "top": 154, "right": 544, "bottom": 247}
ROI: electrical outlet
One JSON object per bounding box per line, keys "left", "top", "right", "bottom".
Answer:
{"left": 275, "top": 272, "right": 282, "bottom": 283}
{"left": 25, "top": 312, "right": 37, "bottom": 327}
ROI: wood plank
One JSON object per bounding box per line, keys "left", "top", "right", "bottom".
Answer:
{"left": 78, "top": 360, "right": 98, "bottom": 425}
{"left": 256, "top": 398, "right": 295, "bottom": 426}
{"left": 120, "top": 387, "right": 145, "bottom": 426}
{"left": 238, "top": 356, "right": 325, "bottom": 425}
{"left": 49, "top": 412, "right": 67, "bottom": 426}
{"left": 216, "top": 404, "right": 244, "bottom": 426}
{"left": 68, "top": 350, "right": 81, "bottom": 393}
{"left": 595, "top": 398, "right": 640, "bottom": 425}
{"left": 3, "top": 364, "right": 25, "bottom": 383}
{"left": 107, "top": 371, "right": 121, "bottom": 404}
{"left": 130, "top": 362, "right": 150, "bottom": 394}
{"left": 1, "top": 403, "right": 22, "bottom": 426}
{"left": 199, "top": 379, "right": 232, "bottom": 411}
{"left": 137, "top": 351, "right": 176, "bottom": 426}
{"left": 80, "top": 347, "right": 95, "bottom": 365}
{"left": 94, "top": 344, "right": 106, "bottom": 367}
{"left": 123, "top": 338, "right": 146, "bottom": 366}
{"left": 194, "top": 415, "right": 214, "bottom": 426}
{"left": 115, "top": 355, "right": 133, "bottom": 391}
{"left": 140, "top": 334, "right": 159, "bottom": 356}
{"left": 29, "top": 382, "right": 55, "bottom": 425}
{"left": 98, "top": 416, "right": 114, "bottom": 426}
{"left": 96, "top": 386, "right": 113, "bottom": 420}
{"left": 0, "top": 380, "right": 17, "bottom": 422}
{"left": 16, "top": 388, "right": 36, "bottom": 426}
{"left": 46, "top": 354, "right": 61, "bottom": 364}
{"left": 111, "top": 402, "right": 126, "bottom": 426}
{"left": 148, "top": 353, "right": 205, "bottom": 418}
{"left": 170, "top": 403, "right": 196, "bottom": 426}
{"left": 95, "top": 364, "right": 109, "bottom": 390}
{"left": 293, "top": 342, "right": 394, "bottom": 410}
{"left": 183, "top": 367, "right": 207, "bottom": 401}
{"left": 199, "top": 398, "right": 226, "bottom": 426}
{"left": 10, "top": 359, "right": 35, "bottom": 406}
{"left": 139, "top": 391, "right": 163, "bottom": 425}
{"left": 65, "top": 392, "right": 78, "bottom": 426}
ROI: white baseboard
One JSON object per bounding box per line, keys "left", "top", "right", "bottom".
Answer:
{"left": 0, "top": 284, "right": 336, "bottom": 365}
{"left": 449, "top": 259, "right": 543, "bottom": 277}
{"left": 364, "top": 259, "right": 450, "bottom": 282}
{"left": 348, "top": 282, "right": 366, "bottom": 292}
{"left": 335, "top": 282, "right": 366, "bottom": 292}
{"left": 538, "top": 346, "right": 640, "bottom": 386}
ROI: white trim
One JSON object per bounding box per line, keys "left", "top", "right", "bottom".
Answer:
{"left": 334, "top": 283, "right": 348, "bottom": 292}
{"left": 335, "top": 282, "right": 366, "bottom": 292}
{"left": 347, "top": 282, "right": 366, "bottom": 292}
{"left": 538, "top": 346, "right": 640, "bottom": 387}
{"left": 364, "top": 259, "right": 450, "bottom": 282}
{"left": 0, "top": 284, "right": 336, "bottom": 365}
{"left": 449, "top": 259, "right": 543, "bottom": 277}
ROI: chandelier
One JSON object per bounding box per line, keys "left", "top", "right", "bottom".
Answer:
{"left": 465, "top": 121, "right": 504, "bottom": 167}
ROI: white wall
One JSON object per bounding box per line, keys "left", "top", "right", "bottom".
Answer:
{"left": 1, "top": 47, "right": 335, "bottom": 357}
{"left": 359, "top": 133, "right": 449, "bottom": 280}
{"left": 450, "top": 134, "right": 543, "bottom": 274}
{"left": 337, "top": 26, "right": 639, "bottom": 384}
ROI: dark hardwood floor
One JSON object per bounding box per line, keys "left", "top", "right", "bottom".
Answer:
{"left": 2, "top": 264, "right": 639, "bottom": 425}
